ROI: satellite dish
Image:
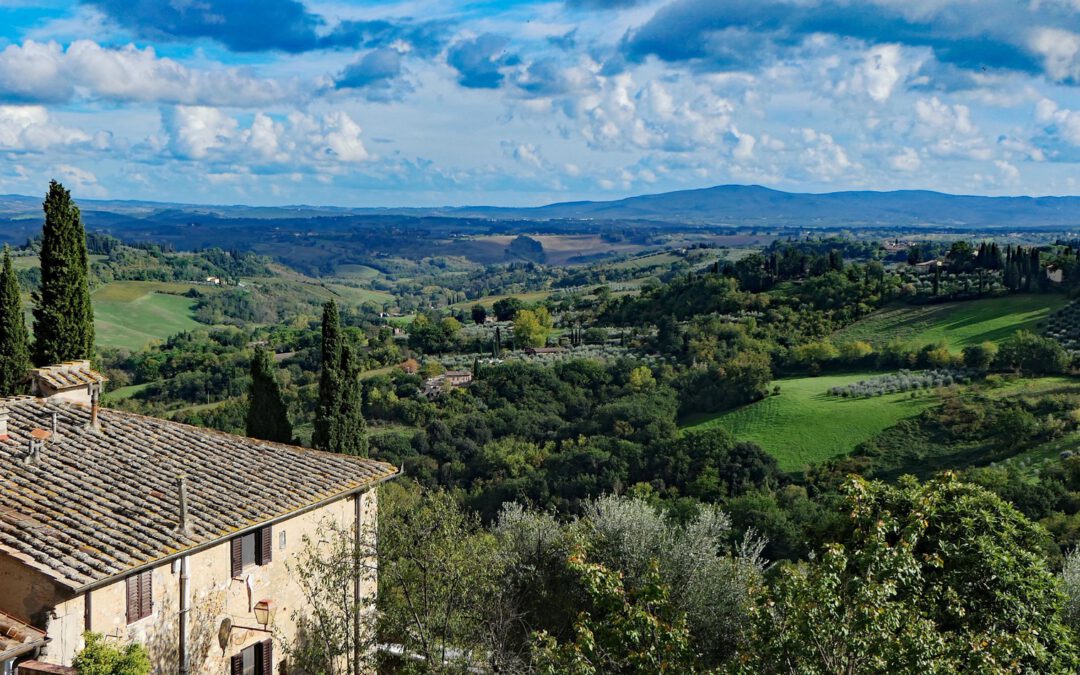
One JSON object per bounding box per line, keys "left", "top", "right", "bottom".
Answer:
{"left": 218, "top": 618, "right": 233, "bottom": 654}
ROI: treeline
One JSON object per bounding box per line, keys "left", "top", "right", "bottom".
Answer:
{"left": 365, "top": 359, "right": 777, "bottom": 519}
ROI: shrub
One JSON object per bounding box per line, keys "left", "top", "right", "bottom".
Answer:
{"left": 73, "top": 633, "right": 151, "bottom": 675}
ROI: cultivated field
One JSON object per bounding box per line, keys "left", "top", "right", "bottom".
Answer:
{"left": 681, "top": 372, "right": 936, "bottom": 472}
{"left": 833, "top": 294, "right": 1065, "bottom": 350}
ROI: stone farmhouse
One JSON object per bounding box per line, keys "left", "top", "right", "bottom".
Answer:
{"left": 0, "top": 362, "right": 397, "bottom": 674}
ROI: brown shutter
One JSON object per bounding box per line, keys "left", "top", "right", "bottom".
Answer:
{"left": 231, "top": 536, "right": 243, "bottom": 577}
{"left": 260, "top": 639, "right": 273, "bottom": 675}
{"left": 139, "top": 570, "right": 153, "bottom": 619}
{"left": 125, "top": 576, "right": 138, "bottom": 624}
{"left": 258, "top": 525, "right": 273, "bottom": 565}
{"left": 230, "top": 653, "right": 243, "bottom": 675}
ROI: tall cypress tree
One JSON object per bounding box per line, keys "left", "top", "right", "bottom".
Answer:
{"left": 33, "top": 181, "right": 95, "bottom": 366}
{"left": 0, "top": 247, "right": 30, "bottom": 396}
{"left": 336, "top": 343, "right": 368, "bottom": 457}
{"left": 313, "top": 301, "right": 342, "bottom": 451}
{"left": 313, "top": 301, "right": 368, "bottom": 455}
{"left": 246, "top": 346, "right": 293, "bottom": 444}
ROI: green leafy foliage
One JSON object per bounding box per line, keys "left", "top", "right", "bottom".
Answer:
{"left": 531, "top": 552, "right": 698, "bottom": 675}
{"left": 73, "top": 632, "right": 151, "bottom": 675}
{"left": 741, "top": 475, "right": 1079, "bottom": 673}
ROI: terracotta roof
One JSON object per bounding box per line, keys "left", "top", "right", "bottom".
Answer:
{"left": 0, "top": 608, "right": 46, "bottom": 661}
{"left": 30, "top": 362, "right": 107, "bottom": 391}
{"left": 0, "top": 396, "right": 397, "bottom": 591}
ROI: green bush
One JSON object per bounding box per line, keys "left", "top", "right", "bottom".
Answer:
{"left": 73, "top": 632, "right": 150, "bottom": 675}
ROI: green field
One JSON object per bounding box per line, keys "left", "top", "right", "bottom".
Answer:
{"left": 93, "top": 281, "right": 202, "bottom": 351}
{"left": 681, "top": 373, "right": 936, "bottom": 472}
{"left": 334, "top": 264, "right": 383, "bottom": 281}
{"left": 103, "top": 382, "right": 152, "bottom": 402}
{"left": 834, "top": 294, "right": 1066, "bottom": 350}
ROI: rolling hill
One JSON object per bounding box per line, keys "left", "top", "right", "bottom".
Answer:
{"left": 4, "top": 184, "right": 1080, "bottom": 235}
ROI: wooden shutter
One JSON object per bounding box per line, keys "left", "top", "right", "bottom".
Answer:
{"left": 259, "top": 639, "right": 273, "bottom": 675}
{"left": 231, "top": 536, "right": 243, "bottom": 577}
{"left": 230, "top": 653, "right": 243, "bottom": 675}
{"left": 125, "top": 575, "right": 139, "bottom": 624}
{"left": 138, "top": 570, "right": 152, "bottom": 619}
{"left": 258, "top": 525, "right": 273, "bottom": 565}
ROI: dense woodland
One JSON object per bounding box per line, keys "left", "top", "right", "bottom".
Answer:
{"left": 10, "top": 184, "right": 1080, "bottom": 671}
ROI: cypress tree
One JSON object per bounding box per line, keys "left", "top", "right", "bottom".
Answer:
{"left": 313, "top": 300, "right": 342, "bottom": 451}
{"left": 0, "top": 247, "right": 31, "bottom": 395}
{"left": 246, "top": 346, "right": 293, "bottom": 444}
{"left": 336, "top": 343, "right": 368, "bottom": 457}
{"left": 313, "top": 301, "right": 368, "bottom": 455}
{"left": 33, "top": 181, "right": 95, "bottom": 366}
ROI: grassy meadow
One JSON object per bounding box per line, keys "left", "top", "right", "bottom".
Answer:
{"left": 834, "top": 294, "right": 1066, "bottom": 351}
{"left": 681, "top": 373, "right": 937, "bottom": 472}
{"left": 92, "top": 281, "right": 202, "bottom": 351}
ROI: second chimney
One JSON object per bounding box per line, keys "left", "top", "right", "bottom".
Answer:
{"left": 175, "top": 475, "right": 192, "bottom": 536}
{"left": 0, "top": 406, "right": 8, "bottom": 440}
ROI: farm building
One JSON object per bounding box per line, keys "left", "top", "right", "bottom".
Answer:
{"left": 0, "top": 364, "right": 398, "bottom": 674}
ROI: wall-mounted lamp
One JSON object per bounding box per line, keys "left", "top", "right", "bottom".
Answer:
{"left": 218, "top": 599, "right": 275, "bottom": 649}
{"left": 253, "top": 600, "right": 272, "bottom": 628}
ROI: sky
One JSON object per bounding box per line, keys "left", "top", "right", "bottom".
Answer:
{"left": 3, "top": 1, "right": 1080, "bottom": 206}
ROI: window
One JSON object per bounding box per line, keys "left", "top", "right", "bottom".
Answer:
{"left": 231, "top": 525, "right": 272, "bottom": 577}
{"left": 230, "top": 639, "right": 272, "bottom": 675}
{"left": 125, "top": 570, "right": 152, "bottom": 623}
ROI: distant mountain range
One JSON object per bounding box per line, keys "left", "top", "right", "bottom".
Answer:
{"left": 4, "top": 184, "right": 1080, "bottom": 231}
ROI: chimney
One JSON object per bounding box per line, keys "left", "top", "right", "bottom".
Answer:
{"left": 0, "top": 406, "right": 8, "bottom": 440}
{"left": 88, "top": 384, "right": 101, "bottom": 431}
{"left": 26, "top": 428, "right": 49, "bottom": 464}
{"left": 175, "top": 475, "right": 192, "bottom": 535}
{"left": 51, "top": 412, "right": 61, "bottom": 443}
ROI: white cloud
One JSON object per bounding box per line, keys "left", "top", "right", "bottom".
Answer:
{"left": 163, "top": 106, "right": 371, "bottom": 166}
{"left": 849, "top": 44, "right": 907, "bottom": 102}
{"left": 1036, "top": 97, "right": 1080, "bottom": 146}
{"left": 0, "top": 105, "right": 90, "bottom": 151}
{"left": 55, "top": 163, "right": 103, "bottom": 196}
{"left": 164, "top": 106, "right": 238, "bottom": 160}
{"left": 0, "top": 40, "right": 292, "bottom": 107}
{"left": 995, "top": 159, "right": 1020, "bottom": 182}
{"left": 799, "top": 128, "right": 852, "bottom": 180}
{"left": 1028, "top": 27, "right": 1080, "bottom": 83}
{"left": 731, "top": 127, "right": 756, "bottom": 160}
{"left": 889, "top": 147, "right": 921, "bottom": 171}
{"left": 912, "top": 97, "right": 990, "bottom": 159}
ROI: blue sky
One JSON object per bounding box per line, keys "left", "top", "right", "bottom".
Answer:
{"left": 3, "top": 0, "right": 1080, "bottom": 206}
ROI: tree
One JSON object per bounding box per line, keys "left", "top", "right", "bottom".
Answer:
{"left": 471, "top": 304, "right": 487, "bottom": 325}
{"left": 997, "top": 330, "right": 1068, "bottom": 374}
{"left": 378, "top": 484, "right": 502, "bottom": 671}
{"left": 0, "top": 247, "right": 30, "bottom": 395}
{"left": 962, "top": 341, "right": 997, "bottom": 371}
{"left": 514, "top": 308, "right": 553, "bottom": 348}
{"left": 531, "top": 551, "right": 699, "bottom": 675}
{"left": 286, "top": 517, "right": 377, "bottom": 675}
{"left": 73, "top": 632, "right": 151, "bottom": 675}
{"left": 336, "top": 343, "right": 368, "bottom": 456}
{"left": 33, "top": 180, "right": 95, "bottom": 366}
{"left": 627, "top": 365, "right": 656, "bottom": 392}
{"left": 313, "top": 301, "right": 342, "bottom": 451}
{"left": 493, "top": 297, "right": 524, "bottom": 321}
{"left": 741, "top": 474, "right": 1079, "bottom": 673}
{"left": 246, "top": 345, "right": 293, "bottom": 443}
